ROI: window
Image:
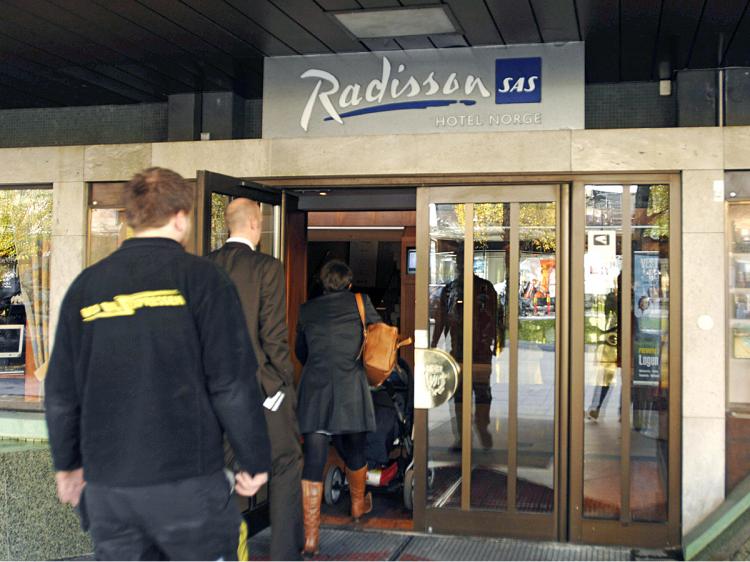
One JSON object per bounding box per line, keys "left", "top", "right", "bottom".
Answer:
{"left": 727, "top": 202, "right": 750, "bottom": 492}
{"left": 0, "top": 186, "right": 52, "bottom": 411}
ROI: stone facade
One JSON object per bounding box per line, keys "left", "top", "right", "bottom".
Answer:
{"left": 0, "top": 126, "right": 746, "bottom": 555}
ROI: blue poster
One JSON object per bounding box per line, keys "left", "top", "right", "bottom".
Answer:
{"left": 633, "top": 252, "right": 662, "bottom": 385}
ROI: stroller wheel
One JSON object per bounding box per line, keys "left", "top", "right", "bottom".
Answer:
{"left": 324, "top": 465, "right": 344, "bottom": 506}
{"left": 403, "top": 467, "right": 415, "bottom": 511}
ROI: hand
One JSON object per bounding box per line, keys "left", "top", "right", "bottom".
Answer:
{"left": 234, "top": 471, "right": 268, "bottom": 497}
{"left": 55, "top": 468, "right": 85, "bottom": 507}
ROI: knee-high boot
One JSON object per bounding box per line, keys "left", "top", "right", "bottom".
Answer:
{"left": 301, "top": 480, "right": 322, "bottom": 556}
{"left": 346, "top": 466, "right": 373, "bottom": 521}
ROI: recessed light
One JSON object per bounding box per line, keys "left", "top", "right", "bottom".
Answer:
{"left": 319, "top": 192, "right": 328, "bottom": 196}
{"left": 333, "top": 6, "right": 457, "bottom": 39}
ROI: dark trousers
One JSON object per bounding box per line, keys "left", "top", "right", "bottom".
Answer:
{"left": 83, "top": 471, "right": 240, "bottom": 561}
{"left": 266, "top": 389, "right": 304, "bottom": 561}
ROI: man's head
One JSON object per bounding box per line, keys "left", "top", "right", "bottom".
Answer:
{"left": 123, "top": 167, "right": 195, "bottom": 245}
{"left": 225, "top": 198, "right": 263, "bottom": 247}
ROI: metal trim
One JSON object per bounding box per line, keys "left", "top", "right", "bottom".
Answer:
{"left": 621, "top": 184, "right": 633, "bottom": 523}
{"left": 508, "top": 202, "right": 520, "bottom": 512}
{"left": 462, "top": 203, "right": 474, "bottom": 511}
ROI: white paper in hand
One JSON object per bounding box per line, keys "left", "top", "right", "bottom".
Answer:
{"left": 263, "top": 390, "right": 285, "bottom": 412}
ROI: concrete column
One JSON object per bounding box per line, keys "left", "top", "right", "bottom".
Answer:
{"left": 681, "top": 169, "right": 726, "bottom": 534}
{"left": 50, "top": 181, "right": 87, "bottom": 346}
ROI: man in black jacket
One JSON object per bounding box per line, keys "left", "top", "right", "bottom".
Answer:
{"left": 209, "top": 198, "right": 303, "bottom": 560}
{"left": 45, "top": 168, "right": 271, "bottom": 561}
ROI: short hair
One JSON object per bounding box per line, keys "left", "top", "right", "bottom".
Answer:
{"left": 123, "top": 167, "right": 195, "bottom": 231}
{"left": 320, "top": 260, "right": 353, "bottom": 292}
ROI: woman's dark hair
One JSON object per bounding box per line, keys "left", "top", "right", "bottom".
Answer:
{"left": 320, "top": 259, "right": 353, "bottom": 292}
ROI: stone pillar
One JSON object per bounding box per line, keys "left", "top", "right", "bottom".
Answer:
{"left": 50, "top": 181, "right": 87, "bottom": 347}
{"left": 681, "top": 169, "right": 726, "bottom": 534}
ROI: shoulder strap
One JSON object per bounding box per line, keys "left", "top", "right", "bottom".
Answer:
{"left": 355, "top": 293, "right": 367, "bottom": 360}
{"left": 354, "top": 292, "right": 366, "bottom": 327}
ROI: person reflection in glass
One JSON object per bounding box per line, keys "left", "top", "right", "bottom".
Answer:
{"left": 587, "top": 279, "right": 620, "bottom": 421}
{"left": 431, "top": 247, "right": 500, "bottom": 450}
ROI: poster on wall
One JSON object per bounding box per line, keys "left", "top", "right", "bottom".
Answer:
{"left": 263, "top": 43, "right": 584, "bottom": 138}
{"left": 633, "top": 251, "right": 662, "bottom": 386}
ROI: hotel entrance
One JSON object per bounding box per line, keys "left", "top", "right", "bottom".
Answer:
{"left": 189, "top": 172, "right": 681, "bottom": 548}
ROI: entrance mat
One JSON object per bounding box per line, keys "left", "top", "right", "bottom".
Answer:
{"left": 397, "top": 535, "right": 632, "bottom": 561}
{"left": 428, "top": 466, "right": 554, "bottom": 512}
{"left": 248, "top": 527, "right": 410, "bottom": 561}
{"left": 247, "top": 527, "right": 648, "bottom": 561}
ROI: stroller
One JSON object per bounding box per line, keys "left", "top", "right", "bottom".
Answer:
{"left": 321, "top": 358, "right": 417, "bottom": 510}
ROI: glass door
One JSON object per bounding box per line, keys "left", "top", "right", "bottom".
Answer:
{"left": 569, "top": 179, "right": 681, "bottom": 548}
{"left": 195, "top": 170, "right": 285, "bottom": 257}
{"left": 413, "top": 184, "right": 566, "bottom": 540}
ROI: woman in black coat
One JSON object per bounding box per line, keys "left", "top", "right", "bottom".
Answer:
{"left": 295, "top": 259, "right": 380, "bottom": 556}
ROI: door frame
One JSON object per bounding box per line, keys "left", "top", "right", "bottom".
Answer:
{"left": 222, "top": 172, "right": 682, "bottom": 547}
{"left": 413, "top": 183, "right": 568, "bottom": 541}
{"left": 568, "top": 174, "right": 682, "bottom": 548}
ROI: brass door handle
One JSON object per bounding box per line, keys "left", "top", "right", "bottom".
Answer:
{"left": 414, "top": 347, "right": 460, "bottom": 409}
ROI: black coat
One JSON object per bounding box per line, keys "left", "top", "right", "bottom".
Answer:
{"left": 295, "top": 290, "right": 380, "bottom": 434}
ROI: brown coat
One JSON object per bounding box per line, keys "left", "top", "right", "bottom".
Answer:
{"left": 208, "top": 242, "right": 294, "bottom": 396}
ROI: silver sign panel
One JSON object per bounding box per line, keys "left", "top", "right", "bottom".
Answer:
{"left": 263, "top": 43, "right": 584, "bottom": 138}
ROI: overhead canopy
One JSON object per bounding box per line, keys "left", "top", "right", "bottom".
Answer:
{"left": 0, "top": 0, "right": 748, "bottom": 109}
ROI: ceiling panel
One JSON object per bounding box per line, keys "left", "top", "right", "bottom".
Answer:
{"left": 619, "top": 0, "right": 662, "bottom": 81}
{"left": 224, "top": 0, "right": 331, "bottom": 54}
{"left": 652, "top": 0, "right": 705, "bottom": 76}
{"left": 529, "top": 0, "right": 580, "bottom": 42}
{"left": 486, "top": 1, "right": 542, "bottom": 45}
{"left": 690, "top": 0, "right": 748, "bottom": 68}
{"left": 429, "top": 33, "right": 469, "bottom": 48}
{"left": 577, "top": 0, "right": 620, "bottom": 83}
{"left": 0, "top": 34, "right": 136, "bottom": 104}
{"left": 357, "top": 0, "right": 401, "bottom": 7}
{"left": 362, "top": 37, "right": 402, "bottom": 51}
{"left": 49, "top": 0, "right": 218, "bottom": 91}
{"left": 724, "top": 3, "right": 750, "bottom": 67}
{"left": 270, "top": 0, "right": 365, "bottom": 52}
{"left": 11, "top": 0, "right": 205, "bottom": 96}
{"left": 395, "top": 36, "right": 435, "bottom": 50}
{"left": 181, "top": 0, "right": 297, "bottom": 56}
{"left": 316, "top": 0, "right": 362, "bottom": 10}
{"left": 442, "top": 0, "right": 503, "bottom": 46}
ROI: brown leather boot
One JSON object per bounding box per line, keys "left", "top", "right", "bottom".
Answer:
{"left": 301, "top": 480, "right": 322, "bottom": 556}
{"left": 346, "top": 466, "right": 373, "bottom": 521}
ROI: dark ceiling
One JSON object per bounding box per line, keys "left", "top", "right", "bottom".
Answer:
{"left": 0, "top": 0, "right": 749, "bottom": 109}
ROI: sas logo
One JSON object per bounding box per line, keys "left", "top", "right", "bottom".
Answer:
{"left": 495, "top": 57, "right": 542, "bottom": 104}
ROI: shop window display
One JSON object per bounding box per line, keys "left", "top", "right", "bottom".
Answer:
{"left": 727, "top": 203, "right": 750, "bottom": 492}
{"left": 0, "top": 187, "right": 52, "bottom": 410}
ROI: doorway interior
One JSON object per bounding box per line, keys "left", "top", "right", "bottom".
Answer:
{"left": 196, "top": 171, "right": 681, "bottom": 548}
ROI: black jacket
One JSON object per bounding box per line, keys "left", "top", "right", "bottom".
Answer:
{"left": 45, "top": 238, "right": 271, "bottom": 487}
{"left": 207, "top": 242, "right": 294, "bottom": 397}
{"left": 295, "top": 291, "right": 380, "bottom": 434}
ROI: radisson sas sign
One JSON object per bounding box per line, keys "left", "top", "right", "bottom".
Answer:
{"left": 262, "top": 42, "right": 584, "bottom": 139}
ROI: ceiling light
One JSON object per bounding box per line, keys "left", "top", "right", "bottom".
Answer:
{"left": 319, "top": 192, "right": 328, "bottom": 196}
{"left": 333, "top": 6, "right": 457, "bottom": 39}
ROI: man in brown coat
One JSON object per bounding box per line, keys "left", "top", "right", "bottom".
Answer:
{"left": 208, "top": 198, "right": 303, "bottom": 561}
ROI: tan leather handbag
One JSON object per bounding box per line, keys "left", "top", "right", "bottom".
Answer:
{"left": 355, "top": 293, "right": 412, "bottom": 387}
